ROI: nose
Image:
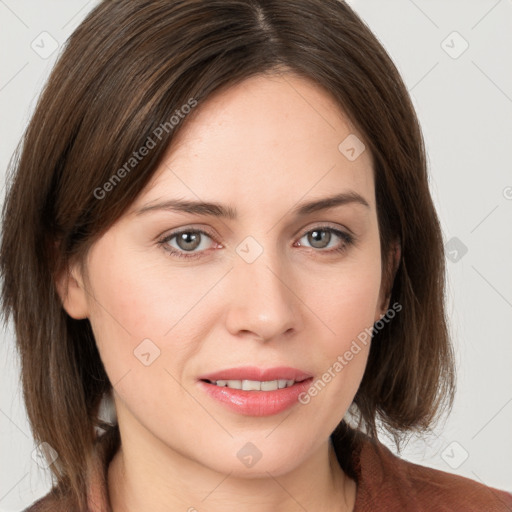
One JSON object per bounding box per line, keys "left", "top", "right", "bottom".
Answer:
{"left": 224, "top": 245, "right": 302, "bottom": 343}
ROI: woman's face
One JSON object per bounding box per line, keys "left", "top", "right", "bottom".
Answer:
{"left": 64, "top": 72, "right": 389, "bottom": 477}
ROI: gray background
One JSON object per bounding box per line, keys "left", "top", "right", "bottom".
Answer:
{"left": 1, "top": 0, "right": 511, "bottom": 509}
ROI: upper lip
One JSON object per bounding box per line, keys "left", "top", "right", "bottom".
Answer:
{"left": 198, "top": 366, "right": 313, "bottom": 382}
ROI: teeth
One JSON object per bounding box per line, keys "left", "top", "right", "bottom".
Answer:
{"left": 212, "top": 379, "right": 296, "bottom": 390}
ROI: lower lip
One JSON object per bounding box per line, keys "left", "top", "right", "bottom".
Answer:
{"left": 198, "top": 378, "right": 314, "bottom": 416}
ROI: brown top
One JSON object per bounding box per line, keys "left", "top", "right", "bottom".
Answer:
{"left": 24, "top": 423, "right": 512, "bottom": 511}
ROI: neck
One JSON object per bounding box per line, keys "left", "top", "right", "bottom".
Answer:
{"left": 107, "top": 426, "right": 356, "bottom": 512}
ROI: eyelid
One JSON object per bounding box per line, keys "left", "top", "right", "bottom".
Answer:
{"left": 157, "top": 224, "right": 217, "bottom": 243}
{"left": 294, "top": 221, "right": 355, "bottom": 239}
{"left": 158, "top": 226, "right": 221, "bottom": 252}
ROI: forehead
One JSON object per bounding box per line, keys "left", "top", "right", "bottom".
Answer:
{"left": 132, "top": 72, "right": 375, "bottom": 216}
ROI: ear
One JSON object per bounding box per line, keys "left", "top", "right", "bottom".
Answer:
{"left": 55, "top": 261, "right": 89, "bottom": 320}
{"left": 376, "top": 239, "right": 401, "bottom": 319}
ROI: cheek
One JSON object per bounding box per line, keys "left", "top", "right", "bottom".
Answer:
{"left": 83, "top": 237, "right": 228, "bottom": 385}
{"left": 293, "top": 246, "right": 382, "bottom": 421}
{"left": 329, "top": 274, "right": 380, "bottom": 339}
{"left": 295, "top": 259, "right": 380, "bottom": 413}
{"left": 307, "top": 250, "right": 382, "bottom": 352}
{"left": 83, "top": 245, "right": 213, "bottom": 433}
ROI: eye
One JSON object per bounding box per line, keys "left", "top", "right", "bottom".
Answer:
{"left": 159, "top": 228, "right": 218, "bottom": 260}
{"left": 158, "top": 225, "right": 354, "bottom": 260}
{"left": 295, "top": 225, "right": 354, "bottom": 255}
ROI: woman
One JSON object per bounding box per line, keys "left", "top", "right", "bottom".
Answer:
{"left": 1, "top": 1, "right": 510, "bottom": 511}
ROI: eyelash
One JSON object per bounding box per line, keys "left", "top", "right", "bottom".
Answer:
{"left": 158, "top": 225, "right": 355, "bottom": 261}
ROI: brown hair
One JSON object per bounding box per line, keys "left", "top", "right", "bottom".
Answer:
{"left": 0, "top": 0, "right": 455, "bottom": 508}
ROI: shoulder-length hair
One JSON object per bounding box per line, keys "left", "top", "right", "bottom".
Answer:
{"left": 0, "top": 0, "right": 455, "bottom": 508}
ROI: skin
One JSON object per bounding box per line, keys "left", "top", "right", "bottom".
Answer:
{"left": 58, "top": 72, "right": 398, "bottom": 512}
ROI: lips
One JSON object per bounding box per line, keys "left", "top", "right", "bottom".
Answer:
{"left": 198, "top": 365, "right": 313, "bottom": 383}
{"left": 198, "top": 377, "right": 314, "bottom": 416}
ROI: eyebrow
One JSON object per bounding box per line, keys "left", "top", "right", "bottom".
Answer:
{"left": 134, "top": 191, "right": 370, "bottom": 219}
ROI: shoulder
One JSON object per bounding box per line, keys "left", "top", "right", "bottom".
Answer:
{"left": 355, "top": 434, "right": 512, "bottom": 511}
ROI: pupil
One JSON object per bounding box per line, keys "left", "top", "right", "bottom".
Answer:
{"left": 179, "top": 232, "right": 200, "bottom": 250}
{"left": 309, "top": 230, "right": 330, "bottom": 248}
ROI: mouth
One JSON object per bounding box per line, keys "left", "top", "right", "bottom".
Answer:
{"left": 197, "top": 366, "right": 314, "bottom": 416}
